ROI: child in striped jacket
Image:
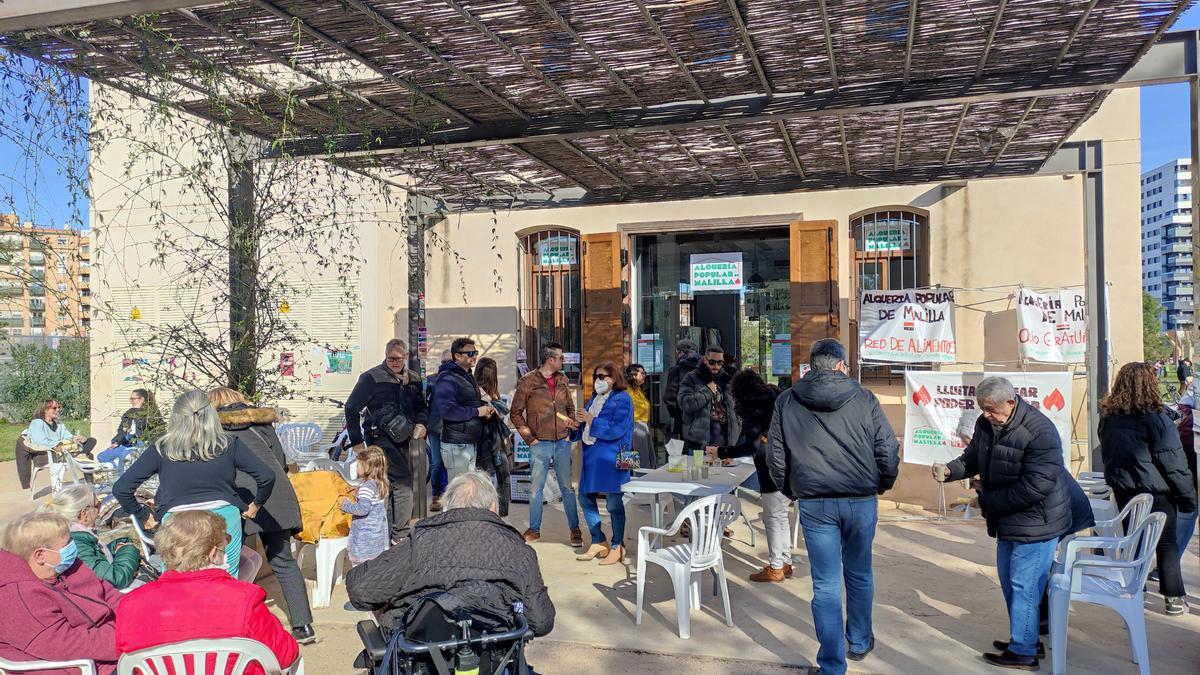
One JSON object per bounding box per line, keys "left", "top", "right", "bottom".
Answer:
{"left": 338, "top": 445, "right": 390, "bottom": 564}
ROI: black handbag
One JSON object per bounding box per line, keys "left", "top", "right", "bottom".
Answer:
{"left": 372, "top": 402, "right": 415, "bottom": 445}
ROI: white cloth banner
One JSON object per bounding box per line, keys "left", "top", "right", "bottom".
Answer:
{"left": 903, "top": 371, "right": 1073, "bottom": 467}
{"left": 859, "top": 289, "right": 957, "bottom": 363}
{"left": 1016, "top": 287, "right": 1087, "bottom": 363}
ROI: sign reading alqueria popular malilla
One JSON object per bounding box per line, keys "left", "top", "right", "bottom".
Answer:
{"left": 858, "top": 289, "right": 957, "bottom": 363}
{"left": 689, "top": 252, "right": 743, "bottom": 292}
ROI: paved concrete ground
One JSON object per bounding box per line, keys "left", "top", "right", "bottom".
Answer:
{"left": 8, "top": 467, "right": 1200, "bottom": 673}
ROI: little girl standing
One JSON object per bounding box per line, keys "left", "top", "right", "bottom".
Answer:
{"left": 338, "top": 445, "right": 389, "bottom": 565}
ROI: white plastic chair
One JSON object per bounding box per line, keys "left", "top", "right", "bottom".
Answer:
{"left": 1049, "top": 512, "right": 1166, "bottom": 675}
{"left": 0, "top": 655, "right": 94, "bottom": 674}
{"left": 1093, "top": 493, "right": 1153, "bottom": 539}
{"left": 294, "top": 535, "right": 350, "bottom": 609}
{"left": 1077, "top": 471, "right": 1105, "bottom": 481}
{"left": 301, "top": 457, "right": 352, "bottom": 482}
{"left": 635, "top": 494, "right": 739, "bottom": 639}
{"left": 276, "top": 423, "right": 323, "bottom": 463}
{"left": 128, "top": 515, "right": 156, "bottom": 560}
{"left": 117, "top": 638, "right": 303, "bottom": 675}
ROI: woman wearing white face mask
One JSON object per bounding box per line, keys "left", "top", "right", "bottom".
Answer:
{"left": 0, "top": 511, "right": 121, "bottom": 673}
{"left": 572, "top": 362, "right": 635, "bottom": 565}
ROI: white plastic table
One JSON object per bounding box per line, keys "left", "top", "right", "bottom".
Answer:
{"left": 622, "top": 459, "right": 757, "bottom": 544}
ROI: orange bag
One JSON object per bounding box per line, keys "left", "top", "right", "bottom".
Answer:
{"left": 289, "top": 470, "right": 356, "bottom": 543}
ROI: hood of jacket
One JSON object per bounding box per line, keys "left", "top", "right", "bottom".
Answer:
{"left": 790, "top": 368, "right": 859, "bottom": 412}
{"left": 0, "top": 549, "right": 41, "bottom": 589}
{"left": 437, "top": 360, "right": 472, "bottom": 379}
{"left": 218, "top": 403, "right": 278, "bottom": 430}
{"left": 675, "top": 351, "right": 702, "bottom": 370}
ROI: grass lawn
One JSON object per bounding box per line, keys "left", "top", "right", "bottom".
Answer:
{"left": 0, "top": 420, "right": 90, "bottom": 462}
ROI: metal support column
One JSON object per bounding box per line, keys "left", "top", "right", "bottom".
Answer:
{"left": 405, "top": 193, "right": 442, "bottom": 521}
{"left": 227, "top": 135, "right": 260, "bottom": 396}
{"left": 1039, "top": 140, "right": 1108, "bottom": 469}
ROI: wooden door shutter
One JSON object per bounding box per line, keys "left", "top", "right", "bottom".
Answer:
{"left": 790, "top": 220, "right": 840, "bottom": 378}
{"left": 582, "top": 232, "right": 628, "bottom": 397}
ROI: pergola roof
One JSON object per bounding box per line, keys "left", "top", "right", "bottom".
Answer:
{"left": 1, "top": 0, "right": 1193, "bottom": 209}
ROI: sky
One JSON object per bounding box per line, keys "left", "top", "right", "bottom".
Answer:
{"left": 2, "top": 7, "right": 1200, "bottom": 225}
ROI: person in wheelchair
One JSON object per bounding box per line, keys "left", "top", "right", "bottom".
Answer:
{"left": 348, "top": 471, "right": 555, "bottom": 670}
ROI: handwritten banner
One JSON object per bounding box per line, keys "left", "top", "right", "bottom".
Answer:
{"left": 859, "top": 289, "right": 957, "bottom": 363}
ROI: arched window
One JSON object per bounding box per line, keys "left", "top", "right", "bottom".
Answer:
{"left": 850, "top": 207, "right": 930, "bottom": 380}
{"left": 519, "top": 229, "right": 582, "bottom": 382}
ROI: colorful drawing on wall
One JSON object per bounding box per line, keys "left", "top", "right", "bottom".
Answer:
{"left": 280, "top": 352, "right": 295, "bottom": 377}
{"left": 326, "top": 350, "right": 353, "bottom": 374}
{"left": 121, "top": 358, "right": 149, "bottom": 382}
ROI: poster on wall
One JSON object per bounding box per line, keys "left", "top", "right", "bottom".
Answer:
{"left": 1016, "top": 287, "right": 1087, "bottom": 363}
{"left": 770, "top": 334, "right": 792, "bottom": 376}
{"left": 903, "top": 371, "right": 1073, "bottom": 467}
{"left": 636, "top": 334, "right": 664, "bottom": 373}
{"left": 689, "top": 252, "right": 743, "bottom": 292}
{"left": 279, "top": 352, "right": 295, "bottom": 378}
{"left": 325, "top": 350, "right": 353, "bottom": 374}
{"left": 858, "top": 289, "right": 957, "bottom": 363}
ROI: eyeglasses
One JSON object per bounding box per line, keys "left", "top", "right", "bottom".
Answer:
{"left": 385, "top": 356, "right": 406, "bottom": 363}
{"left": 456, "top": 350, "right": 479, "bottom": 357}
{"left": 708, "top": 360, "right": 725, "bottom": 366}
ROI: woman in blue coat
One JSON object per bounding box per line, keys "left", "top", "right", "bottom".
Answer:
{"left": 573, "top": 361, "right": 635, "bottom": 566}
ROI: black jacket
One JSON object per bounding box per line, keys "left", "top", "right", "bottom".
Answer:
{"left": 217, "top": 404, "right": 303, "bottom": 536}
{"left": 346, "top": 507, "right": 555, "bottom": 636}
{"left": 1063, "top": 466, "right": 1096, "bottom": 535}
{"left": 719, "top": 377, "right": 781, "bottom": 494}
{"left": 111, "top": 405, "right": 165, "bottom": 446}
{"left": 346, "top": 363, "right": 428, "bottom": 481}
{"left": 1099, "top": 410, "right": 1198, "bottom": 513}
{"left": 664, "top": 352, "right": 701, "bottom": 439}
{"left": 678, "top": 365, "right": 737, "bottom": 447}
{"left": 434, "top": 361, "right": 484, "bottom": 445}
{"left": 947, "top": 398, "right": 1073, "bottom": 543}
{"left": 766, "top": 369, "right": 899, "bottom": 500}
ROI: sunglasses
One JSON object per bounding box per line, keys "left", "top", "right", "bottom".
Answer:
{"left": 385, "top": 356, "right": 406, "bottom": 363}
{"left": 456, "top": 350, "right": 479, "bottom": 357}
{"left": 708, "top": 360, "right": 725, "bottom": 366}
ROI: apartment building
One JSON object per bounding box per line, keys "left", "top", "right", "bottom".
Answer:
{"left": 0, "top": 214, "right": 91, "bottom": 338}
{"left": 1141, "top": 159, "right": 1194, "bottom": 330}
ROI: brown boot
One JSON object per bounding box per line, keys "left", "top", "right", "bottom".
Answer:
{"left": 522, "top": 528, "right": 540, "bottom": 543}
{"left": 783, "top": 563, "right": 794, "bottom": 578}
{"left": 749, "top": 565, "right": 787, "bottom": 583}
{"left": 569, "top": 528, "right": 583, "bottom": 546}
{"left": 430, "top": 496, "right": 443, "bottom": 513}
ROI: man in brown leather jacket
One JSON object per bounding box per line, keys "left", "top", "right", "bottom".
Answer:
{"left": 509, "top": 342, "right": 582, "bottom": 545}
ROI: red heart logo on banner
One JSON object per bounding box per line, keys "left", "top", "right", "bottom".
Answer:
{"left": 912, "top": 386, "right": 932, "bottom": 406}
{"left": 1043, "top": 389, "right": 1066, "bottom": 411}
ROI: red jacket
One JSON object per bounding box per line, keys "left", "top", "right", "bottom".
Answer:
{"left": 0, "top": 551, "right": 121, "bottom": 675}
{"left": 116, "top": 568, "right": 298, "bottom": 675}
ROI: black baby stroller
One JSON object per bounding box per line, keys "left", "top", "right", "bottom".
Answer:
{"left": 355, "top": 589, "right": 536, "bottom": 675}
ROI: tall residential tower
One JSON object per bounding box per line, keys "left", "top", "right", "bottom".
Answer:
{"left": 1141, "top": 159, "right": 1194, "bottom": 330}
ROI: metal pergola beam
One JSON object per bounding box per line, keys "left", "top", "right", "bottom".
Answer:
{"left": 634, "top": 0, "right": 707, "bottom": 104}
{"left": 268, "top": 53, "right": 1196, "bottom": 159}
{"left": 725, "top": 0, "right": 772, "bottom": 95}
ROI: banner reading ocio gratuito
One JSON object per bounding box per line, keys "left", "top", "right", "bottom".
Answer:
{"left": 1016, "top": 287, "right": 1087, "bottom": 363}
{"left": 903, "top": 371, "right": 1073, "bottom": 467}
{"left": 859, "top": 289, "right": 957, "bottom": 363}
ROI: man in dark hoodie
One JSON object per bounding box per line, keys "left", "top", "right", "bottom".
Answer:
{"left": 434, "top": 337, "right": 494, "bottom": 486}
{"left": 664, "top": 339, "right": 701, "bottom": 443}
{"left": 934, "top": 376, "right": 1074, "bottom": 671}
{"left": 766, "top": 338, "right": 899, "bottom": 675}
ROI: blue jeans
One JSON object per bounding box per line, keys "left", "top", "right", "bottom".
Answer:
{"left": 97, "top": 445, "right": 137, "bottom": 473}
{"left": 996, "top": 538, "right": 1057, "bottom": 657}
{"left": 528, "top": 439, "right": 579, "bottom": 533}
{"left": 578, "top": 492, "right": 625, "bottom": 546}
{"left": 426, "top": 433, "right": 447, "bottom": 497}
{"left": 441, "top": 442, "right": 476, "bottom": 485}
{"left": 1177, "top": 509, "right": 1198, "bottom": 562}
{"left": 798, "top": 497, "right": 878, "bottom": 675}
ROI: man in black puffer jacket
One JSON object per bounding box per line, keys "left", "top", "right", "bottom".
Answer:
{"left": 346, "top": 471, "right": 555, "bottom": 636}
{"left": 935, "top": 376, "right": 1072, "bottom": 671}
{"left": 664, "top": 339, "right": 701, "bottom": 441}
{"left": 766, "top": 339, "right": 898, "bottom": 675}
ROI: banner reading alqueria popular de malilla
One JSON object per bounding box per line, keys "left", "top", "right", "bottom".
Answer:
{"left": 858, "top": 289, "right": 957, "bottom": 363}
{"left": 903, "top": 371, "right": 1073, "bottom": 467}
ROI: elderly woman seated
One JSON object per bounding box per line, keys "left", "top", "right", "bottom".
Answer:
{"left": 41, "top": 484, "right": 142, "bottom": 591}
{"left": 116, "top": 510, "right": 299, "bottom": 673}
{"left": 0, "top": 511, "right": 121, "bottom": 674}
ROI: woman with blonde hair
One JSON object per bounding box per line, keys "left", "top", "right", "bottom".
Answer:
{"left": 0, "top": 511, "right": 121, "bottom": 673}
{"left": 114, "top": 389, "right": 275, "bottom": 577}
{"left": 209, "top": 386, "right": 314, "bottom": 644}
{"left": 41, "top": 483, "right": 141, "bottom": 590}
{"left": 116, "top": 510, "right": 299, "bottom": 674}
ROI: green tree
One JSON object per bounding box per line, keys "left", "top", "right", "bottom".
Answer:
{"left": 1143, "top": 292, "right": 1173, "bottom": 362}
{"left": 0, "top": 338, "right": 90, "bottom": 421}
